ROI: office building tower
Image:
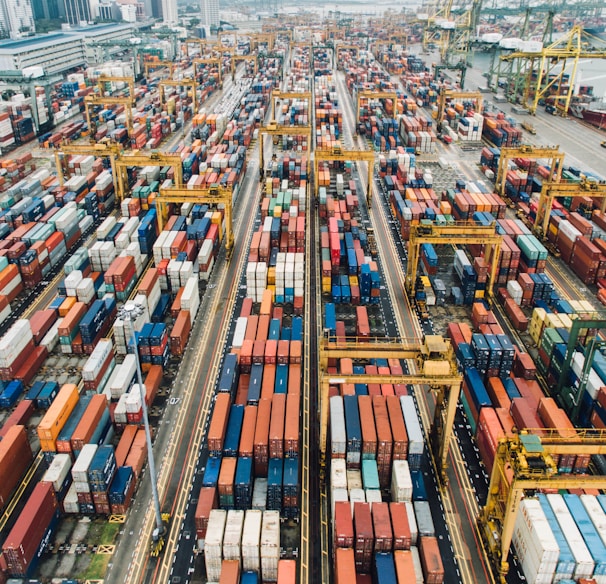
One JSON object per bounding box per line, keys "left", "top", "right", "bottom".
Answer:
{"left": 161, "top": 0, "right": 176, "bottom": 24}
{"left": 0, "top": 0, "right": 35, "bottom": 38}
{"left": 200, "top": 0, "right": 218, "bottom": 27}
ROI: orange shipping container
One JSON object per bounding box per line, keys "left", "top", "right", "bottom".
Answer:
{"left": 419, "top": 536, "right": 445, "bottom": 584}
{"left": 358, "top": 396, "right": 377, "bottom": 459}
{"left": 58, "top": 296, "right": 77, "bottom": 317}
{"left": 115, "top": 425, "right": 138, "bottom": 467}
{"left": 386, "top": 395, "right": 408, "bottom": 460}
{"left": 253, "top": 398, "right": 272, "bottom": 476}
{"left": 394, "top": 550, "right": 417, "bottom": 582}
{"left": 288, "top": 364, "right": 301, "bottom": 395}
{"left": 334, "top": 548, "right": 356, "bottom": 584}
{"left": 37, "top": 383, "right": 79, "bottom": 443}
{"left": 218, "top": 559, "right": 240, "bottom": 584}
{"left": 208, "top": 393, "right": 231, "bottom": 454}
{"left": 71, "top": 394, "right": 107, "bottom": 452}
{"left": 124, "top": 430, "right": 147, "bottom": 480}
{"left": 269, "top": 393, "right": 286, "bottom": 459}
{"left": 284, "top": 393, "right": 300, "bottom": 457}
{"left": 218, "top": 457, "right": 237, "bottom": 496}
{"left": 58, "top": 302, "right": 87, "bottom": 336}
{"left": 143, "top": 365, "right": 163, "bottom": 406}
{"left": 277, "top": 559, "right": 296, "bottom": 584}
{"left": 238, "top": 405, "right": 257, "bottom": 458}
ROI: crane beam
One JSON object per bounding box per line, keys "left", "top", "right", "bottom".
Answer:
{"left": 319, "top": 336, "right": 461, "bottom": 484}
{"left": 114, "top": 152, "right": 183, "bottom": 201}
{"left": 314, "top": 148, "right": 375, "bottom": 206}
{"left": 157, "top": 185, "right": 234, "bottom": 256}
{"left": 406, "top": 223, "right": 501, "bottom": 296}
{"left": 535, "top": 179, "right": 606, "bottom": 238}
{"left": 54, "top": 142, "right": 122, "bottom": 186}
{"left": 495, "top": 146, "right": 564, "bottom": 198}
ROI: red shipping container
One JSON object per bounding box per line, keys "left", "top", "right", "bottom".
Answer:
{"left": 334, "top": 501, "right": 354, "bottom": 548}
{"left": 0, "top": 425, "right": 33, "bottom": 509}
{"left": 354, "top": 502, "right": 374, "bottom": 573}
{"left": 372, "top": 502, "right": 393, "bottom": 552}
{"left": 510, "top": 398, "right": 543, "bottom": 433}
{"left": 419, "top": 536, "right": 445, "bottom": 584}
{"left": 390, "top": 502, "right": 411, "bottom": 550}
{"left": 194, "top": 486, "right": 218, "bottom": 539}
{"left": 2, "top": 482, "right": 57, "bottom": 577}
{"left": 14, "top": 345, "right": 48, "bottom": 386}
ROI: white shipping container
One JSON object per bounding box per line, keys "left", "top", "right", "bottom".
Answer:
{"left": 233, "top": 317, "right": 247, "bottom": 349}
{"left": 222, "top": 509, "right": 244, "bottom": 561}
{"left": 331, "top": 459, "right": 348, "bottom": 491}
{"left": 72, "top": 444, "right": 98, "bottom": 483}
{"left": 42, "top": 453, "right": 72, "bottom": 492}
{"left": 63, "top": 483, "right": 79, "bottom": 514}
{"left": 346, "top": 469, "right": 363, "bottom": 492}
{"left": 548, "top": 494, "right": 594, "bottom": 578}
{"left": 391, "top": 460, "right": 413, "bottom": 503}
{"left": 513, "top": 498, "right": 558, "bottom": 584}
{"left": 349, "top": 488, "right": 366, "bottom": 515}
{"left": 405, "top": 501, "right": 418, "bottom": 546}
{"left": 365, "top": 489, "right": 382, "bottom": 509}
{"left": 0, "top": 319, "right": 33, "bottom": 367}
{"left": 125, "top": 386, "right": 143, "bottom": 413}
{"left": 82, "top": 339, "right": 113, "bottom": 381}
{"left": 242, "top": 510, "right": 262, "bottom": 572}
{"left": 252, "top": 478, "right": 267, "bottom": 511}
{"left": 205, "top": 509, "right": 227, "bottom": 582}
{"left": 331, "top": 487, "right": 348, "bottom": 519}
{"left": 261, "top": 511, "right": 280, "bottom": 583}
{"left": 109, "top": 355, "right": 137, "bottom": 399}
{"left": 410, "top": 546, "right": 424, "bottom": 584}
{"left": 114, "top": 394, "right": 128, "bottom": 424}
{"left": 582, "top": 494, "right": 606, "bottom": 547}
{"left": 330, "top": 396, "right": 346, "bottom": 458}
{"left": 400, "top": 396, "right": 424, "bottom": 455}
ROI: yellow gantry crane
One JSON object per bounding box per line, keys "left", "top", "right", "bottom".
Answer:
{"left": 500, "top": 25, "right": 606, "bottom": 115}
{"left": 356, "top": 90, "right": 400, "bottom": 125}
{"left": 84, "top": 75, "right": 136, "bottom": 138}
{"left": 114, "top": 151, "right": 183, "bottom": 201}
{"left": 335, "top": 44, "right": 360, "bottom": 62}
{"left": 270, "top": 91, "right": 312, "bottom": 122}
{"left": 158, "top": 79, "right": 198, "bottom": 115}
{"left": 535, "top": 178, "right": 606, "bottom": 239}
{"left": 435, "top": 90, "right": 483, "bottom": 126}
{"left": 192, "top": 58, "right": 223, "bottom": 88}
{"left": 258, "top": 122, "right": 312, "bottom": 176}
{"left": 231, "top": 55, "right": 258, "bottom": 80}
{"left": 314, "top": 146, "right": 375, "bottom": 206}
{"left": 249, "top": 32, "right": 275, "bottom": 52}
{"left": 479, "top": 431, "right": 606, "bottom": 584}
{"left": 318, "top": 335, "right": 462, "bottom": 484}
{"left": 157, "top": 185, "right": 235, "bottom": 258}
{"left": 54, "top": 141, "right": 122, "bottom": 186}
{"left": 405, "top": 223, "right": 502, "bottom": 297}
{"left": 143, "top": 61, "right": 175, "bottom": 79}
{"left": 495, "top": 145, "right": 565, "bottom": 198}
{"left": 182, "top": 38, "right": 216, "bottom": 57}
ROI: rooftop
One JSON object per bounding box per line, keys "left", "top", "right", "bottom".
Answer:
{"left": 0, "top": 24, "right": 135, "bottom": 53}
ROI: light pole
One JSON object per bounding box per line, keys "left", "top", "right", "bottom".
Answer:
{"left": 122, "top": 302, "right": 165, "bottom": 542}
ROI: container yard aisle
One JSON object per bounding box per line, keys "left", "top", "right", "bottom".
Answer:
{"left": 106, "top": 156, "right": 261, "bottom": 584}
{"left": 336, "top": 50, "right": 496, "bottom": 584}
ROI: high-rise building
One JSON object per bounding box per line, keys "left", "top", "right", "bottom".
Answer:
{"left": 161, "top": 0, "right": 176, "bottom": 24}
{"left": 32, "top": 0, "right": 64, "bottom": 20}
{"left": 200, "top": 0, "right": 218, "bottom": 27}
{"left": 63, "top": 0, "right": 95, "bottom": 24}
{"left": 0, "top": 0, "right": 35, "bottom": 38}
